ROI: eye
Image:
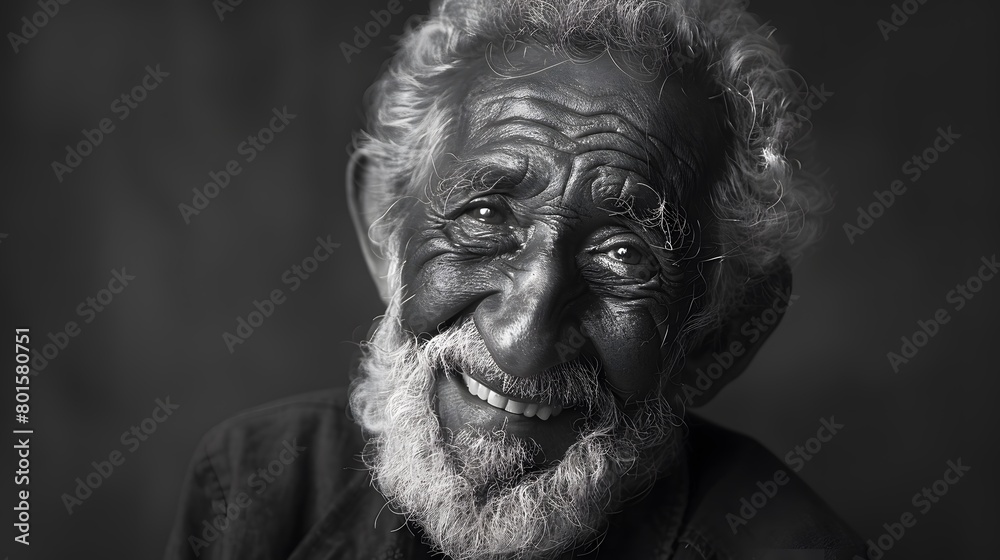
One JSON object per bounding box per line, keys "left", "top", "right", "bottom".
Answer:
{"left": 584, "top": 236, "right": 659, "bottom": 283}
{"left": 462, "top": 202, "right": 506, "bottom": 225}
{"left": 608, "top": 245, "right": 642, "bottom": 266}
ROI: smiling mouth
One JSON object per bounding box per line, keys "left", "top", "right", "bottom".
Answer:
{"left": 459, "top": 372, "right": 565, "bottom": 420}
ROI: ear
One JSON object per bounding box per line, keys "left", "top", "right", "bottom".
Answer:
{"left": 676, "top": 261, "right": 793, "bottom": 407}
{"left": 346, "top": 151, "right": 391, "bottom": 304}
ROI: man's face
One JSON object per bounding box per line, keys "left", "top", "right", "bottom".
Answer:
{"left": 395, "top": 48, "right": 722, "bottom": 462}
{"left": 354, "top": 46, "right": 723, "bottom": 559}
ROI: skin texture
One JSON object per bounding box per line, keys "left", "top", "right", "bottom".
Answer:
{"left": 384, "top": 47, "right": 728, "bottom": 463}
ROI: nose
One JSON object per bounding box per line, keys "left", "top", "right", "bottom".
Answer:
{"left": 472, "top": 233, "right": 587, "bottom": 378}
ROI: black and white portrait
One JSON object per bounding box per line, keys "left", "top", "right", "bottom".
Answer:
{"left": 2, "top": 1, "right": 996, "bottom": 559}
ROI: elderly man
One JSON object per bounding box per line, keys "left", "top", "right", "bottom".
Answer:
{"left": 166, "top": 1, "right": 863, "bottom": 558}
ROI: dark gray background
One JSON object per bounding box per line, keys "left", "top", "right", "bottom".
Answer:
{"left": 1, "top": 0, "right": 997, "bottom": 558}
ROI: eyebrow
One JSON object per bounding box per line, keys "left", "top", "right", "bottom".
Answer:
{"left": 433, "top": 153, "right": 531, "bottom": 205}
{"left": 604, "top": 189, "right": 697, "bottom": 256}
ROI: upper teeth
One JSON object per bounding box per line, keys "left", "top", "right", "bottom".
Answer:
{"left": 461, "top": 373, "right": 563, "bottom": 420}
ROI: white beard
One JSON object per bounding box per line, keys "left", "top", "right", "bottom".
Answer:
{"left": 350, "top": 286, "right": 685, "bottom": 560}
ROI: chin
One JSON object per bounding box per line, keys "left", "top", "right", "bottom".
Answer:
{"left": 349, "top": 289, "right": 685, "bottom": 559}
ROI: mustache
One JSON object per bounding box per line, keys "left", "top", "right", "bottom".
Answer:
{"left": 423, "top": 316, "right": 603, "bottom": 409}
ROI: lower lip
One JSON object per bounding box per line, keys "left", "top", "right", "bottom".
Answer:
{"left": 435, "top": 370, "right": 585, "bottom": 464}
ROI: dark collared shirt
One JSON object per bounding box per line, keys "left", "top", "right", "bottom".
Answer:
{"left": 164, "top": 389, "right": 864, "bottom": 559}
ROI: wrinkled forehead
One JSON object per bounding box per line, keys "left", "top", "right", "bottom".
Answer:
{"left": 448, "top": 46, "right": 721, "bottom": 208}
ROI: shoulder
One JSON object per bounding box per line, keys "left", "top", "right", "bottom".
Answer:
{"left": 193, "top": 387, "right": 367, "bottom": 509}
{"left": 677, "top": 416, "right": 866, "bottom": 559}
{"left": 165, "top": 388, "right": 372, "bottom": 560}
{"left": 197, "top": 388, "right": 360, "bottom": 468}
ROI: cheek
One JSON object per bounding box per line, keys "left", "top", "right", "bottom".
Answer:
{"left": 398, "top": 246, "right": 494, "bottom": 335}
{"left": 583, "top": 302, "right": 674, "bottom": 399}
